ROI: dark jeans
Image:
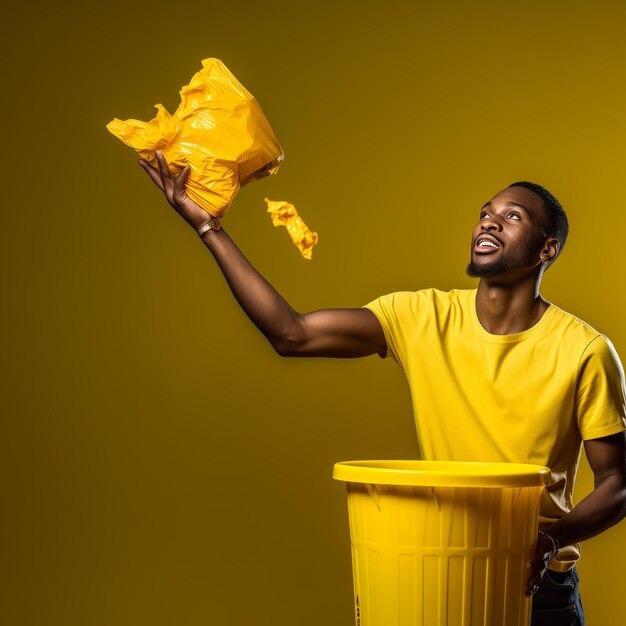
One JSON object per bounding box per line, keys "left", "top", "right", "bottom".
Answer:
{"left": 531, "top": 567, "right": 585, "bottom": 626}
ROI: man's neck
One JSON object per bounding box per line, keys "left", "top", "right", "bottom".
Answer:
{"left": 475, "top": 278, "right": 550, "bottom": 335}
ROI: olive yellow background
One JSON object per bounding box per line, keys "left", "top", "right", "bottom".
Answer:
{"left": 2, "top": 1, "right": 626, "bottom": 624}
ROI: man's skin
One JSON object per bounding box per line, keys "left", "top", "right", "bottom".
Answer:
{"left": 139, "top": 150, "right": 626, "bottom": 598}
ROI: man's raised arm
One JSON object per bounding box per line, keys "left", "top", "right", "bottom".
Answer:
{"left": 138, "top": 151, "right": 387, "bottom": 359}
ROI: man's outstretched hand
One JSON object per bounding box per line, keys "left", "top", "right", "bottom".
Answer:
{"left": 138, "top": 150, "right": 212, "bottom": 231}
{"left": 525, "top": 531, "right": 556, "bottom": 597}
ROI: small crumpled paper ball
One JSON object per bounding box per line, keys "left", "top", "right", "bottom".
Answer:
{"left": 265, "top": 198, "right": 318, "bottom": 259}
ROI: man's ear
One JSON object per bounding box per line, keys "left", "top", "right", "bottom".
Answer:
{"left": 542, "top": 236, "right": 560, "bottom": 262}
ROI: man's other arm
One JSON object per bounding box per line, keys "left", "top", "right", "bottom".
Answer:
{"left": 546, "top": 431, "right": 626, "bottom": 547}
{"left": 525, "top": 431, "right": 626, "bottom": 596}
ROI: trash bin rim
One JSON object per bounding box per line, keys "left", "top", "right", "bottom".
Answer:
{"left": 332, "top": 460, "right": 553, "bottom": 487}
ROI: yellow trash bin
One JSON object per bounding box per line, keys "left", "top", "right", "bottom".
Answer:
{"left": 333, "top": 460, "right": 552, "bottom": 626}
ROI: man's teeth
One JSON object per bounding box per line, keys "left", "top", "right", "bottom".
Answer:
{"left": 478, "top": 241, "right": 498, "bottom": 248}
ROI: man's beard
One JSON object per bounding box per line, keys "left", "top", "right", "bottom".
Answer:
{"left": 466, "top": 255, "right": 508, "bottom": 278}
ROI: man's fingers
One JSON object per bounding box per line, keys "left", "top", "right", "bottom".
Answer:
{"left": 527, "top": 572, "right": 540, "bottom": 587}
{"left": 155, "top": 149, "right": 172, "bottom": 181}
{"left": 525, "top": 583, "right": 539, "bottom": 597}
{"left": 138, "top": 159, "right": 165, "bottom": 191}
{"left": 525, "top": 562, "right": 547, "bottom": 596}
{"left": 140, "top": 153, "right": 191, "bottom": 211}
{"left": 525, "top": 572, "right": 540, "bottom": 594}
{"left": 174, "top": 164, "right": 191, "bottom": 190}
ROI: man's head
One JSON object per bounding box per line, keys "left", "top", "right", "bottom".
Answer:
{"left": 466, "top": 181, "right": 568, "bottom": 281}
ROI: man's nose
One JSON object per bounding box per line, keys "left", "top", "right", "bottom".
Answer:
{"left": 481, "top": 215, "right": 503, "bottom": 231}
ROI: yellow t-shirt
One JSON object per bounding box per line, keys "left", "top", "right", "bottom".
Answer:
{"left": 363, "top": 287, "right": 626, "bottom": 571}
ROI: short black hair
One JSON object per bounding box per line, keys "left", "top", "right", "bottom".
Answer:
{"left": 507, "top": 181, "right": 569, "bottom": 256}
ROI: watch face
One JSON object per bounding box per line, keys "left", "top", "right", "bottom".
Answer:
{"left": 210, "top": 218, "right": 221, "bottom": 230}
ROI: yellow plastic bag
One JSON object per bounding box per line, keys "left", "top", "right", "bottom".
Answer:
{"left": 106, "top": 58, "right": 284, "bottom": 218}
{"left": 265, "top": 199, "right": 318, "bottom": 260}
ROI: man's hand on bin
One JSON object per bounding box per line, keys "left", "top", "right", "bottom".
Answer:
{"left": 525, "top": 531, "right": 556, "bottom": 596}
{"left": 138, "top": 150, "right": 213, "bottom": 231}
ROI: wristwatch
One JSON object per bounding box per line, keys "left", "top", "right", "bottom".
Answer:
{"left": 197, "top": 217, "right": 221, "bottom": 237}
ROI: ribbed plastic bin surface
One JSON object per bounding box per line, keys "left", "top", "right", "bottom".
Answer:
{"left": 333, "top": 461, "right": 552, "bottom": 626}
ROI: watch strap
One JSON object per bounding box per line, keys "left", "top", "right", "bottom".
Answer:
{"left": 197, "top": 217, "right": 221, "bottom": 236}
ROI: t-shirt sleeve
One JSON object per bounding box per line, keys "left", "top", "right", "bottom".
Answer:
{"left": 574, "top": 334, "right": 626, "bottom": 440}
{"left": 362, "top": 291, "right": 418, "bottom": 366}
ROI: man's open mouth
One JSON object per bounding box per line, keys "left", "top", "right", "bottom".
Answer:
{"left": 473, "top": 235, "right": 502, "bottom": 254}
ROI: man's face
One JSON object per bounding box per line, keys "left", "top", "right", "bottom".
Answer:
{"left": 466, "top": 186, "right": 554, "bottom": 279}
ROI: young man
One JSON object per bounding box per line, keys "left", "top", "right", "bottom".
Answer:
{"left": 139, "top": 151, "right": 626, "bottom": 626}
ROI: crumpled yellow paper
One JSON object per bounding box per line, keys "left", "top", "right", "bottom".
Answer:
{"left": 265, "top": 198, "right": 318, "bottom": 260}
{"left": 106, "top": 58, "right": 284, "bottom": 218}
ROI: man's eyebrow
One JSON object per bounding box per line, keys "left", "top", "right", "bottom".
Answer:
{"left": 480, "top": 201, "right": 530, "bottom": 213}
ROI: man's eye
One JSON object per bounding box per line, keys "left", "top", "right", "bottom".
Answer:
{"left": 480, "top": 212, "right": 489, "bottom": 219}
{"left": 508, "top": 213, "right": 521, "bottom": 220}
